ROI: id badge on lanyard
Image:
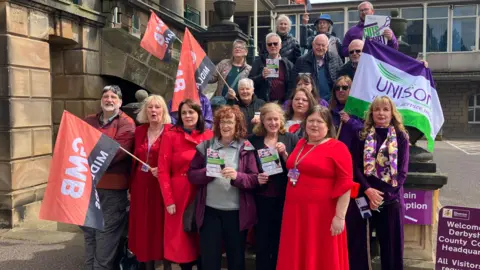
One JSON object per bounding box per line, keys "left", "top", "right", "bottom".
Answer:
{"left": 289, "top": 142, "right": 319, "bottom": 187}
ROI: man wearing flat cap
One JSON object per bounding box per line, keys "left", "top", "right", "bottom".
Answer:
{"left": 83, "top": 85, "right": 136, "bottom": 270}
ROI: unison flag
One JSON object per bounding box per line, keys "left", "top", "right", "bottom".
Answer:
{"left": 171, "top": 28, "right": 215, "bottom": 112}
{"left": 296, "top": 0, "right": 312, "bottom": 12}
{"left": 344, "top": 39, "right": 444, "bottom": 152}
{"left": 140, "top": 11, "right": 176, "bottom": 61}
{"left": 39, "top": 111, "right": 120, "bottom": 230}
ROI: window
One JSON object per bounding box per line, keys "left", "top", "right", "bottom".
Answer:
{"left": 427, "top": 7, "right": 448, "bottom": 52}
{"left": 131, "top": 14, "right": 140, "bottom": 38}
{"left": 249, "top": 15, "right": 271, "bottom": 50}
{"left": 288, "top": 14, "right": 297, "bottom": 38}
{"left": 452, "top": 5, "right": 477, "bottom": 51}
{"left": 468, "top": 94, "right": 480, "bottom": 123}
{"left": 72, "top": 0, "right": 80, "bottom": 4}
{"left": 402, "top": 7, "right": 424, "bottom": 54}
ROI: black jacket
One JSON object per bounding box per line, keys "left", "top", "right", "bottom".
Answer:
{"left": 291, "top": 50, "right": 343, "bottom": 95}
{"left": 337, "top": 61, "right": 356, "bottom": 80}
{"left": 260, "top": 33, "right": 301, "bottom": 65}
{"left": 248, "top": 55, "right": 295, "bottom": 103}
{"left": 248, "top": 132, "right": 299, "bottom": 197}
{"left": 227, "top": 95, "right": 266, "bottom": 134}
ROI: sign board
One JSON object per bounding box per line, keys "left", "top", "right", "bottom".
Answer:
{"left": 363, "top": 15, "right": 391, "bottom": 45}
{"left": 435, "top": 206, "right": 480, "bottom": 270}
{"left": 404, "top": 189, "right": 433, "bottom": 225}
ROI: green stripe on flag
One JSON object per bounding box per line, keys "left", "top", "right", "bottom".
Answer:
{"left": 344, "top": 97, "right": 437, "bottom": 152}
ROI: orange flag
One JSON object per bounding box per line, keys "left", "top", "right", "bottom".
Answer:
{"left": 39, "top": 111, "right": 120, "bottom": 230}
{"left": 171, "top": 28, "right": 215, "bottom": 112}
{"left": 140, "top": 11, "right": 176, "bottom": 61}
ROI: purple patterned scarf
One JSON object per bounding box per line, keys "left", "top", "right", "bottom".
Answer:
{"left": 363, "top": 126, "right": 398, "bottom": 187}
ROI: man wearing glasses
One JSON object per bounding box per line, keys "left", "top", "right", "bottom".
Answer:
{"left": 338, "top": 39, "right": 364, "bottom": 80}
{"left": 341, "top": 1, "right": 398, "bottom": 57}
{"left": 249, "top": 33, "right": 294, "bottom": 103}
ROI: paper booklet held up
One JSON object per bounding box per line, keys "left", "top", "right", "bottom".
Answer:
{"left": 266, "top": 59, "right": 280, "bottom": 78}
{"left": 206, "top": 148, "right": 225, "bottom": 178}
{"left": 258, "top": 148, "right": 283, "bottom": 176}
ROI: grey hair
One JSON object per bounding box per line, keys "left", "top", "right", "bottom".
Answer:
{"left": 233, "top": 39, "right": 247, "bottom": 49}
{"left": 102, "top": 85, "right": 122, "bottom": 99}
{"left": 275, "top": 14, "right": 292, "bottom": 33}
{"left": 266, "top": 32, "right": 282, "bottom": 44}
{"left": 238, "top": 78, "right": 254, "bottom": 89}
{"left": 358, "top": 1, "right": 374, "bottom": 10}
{"left": 136, "top": 95, "right": 171, "bottom": 124}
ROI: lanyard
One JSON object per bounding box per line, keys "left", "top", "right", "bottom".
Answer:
{"left": 294, "top": 141, "right": 320, "bottom": 169}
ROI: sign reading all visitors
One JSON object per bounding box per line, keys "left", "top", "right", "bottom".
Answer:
{"left": 404, "top": 189, "right": 433, "bottom": 225}
{"left": 435, "top": 206, "right": 480, "bottom": 270}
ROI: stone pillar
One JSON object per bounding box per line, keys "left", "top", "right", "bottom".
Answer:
{"left": 0, "top": 3, "right": 53, "bottom": 228}
{"left": 51, "top": 20, "right": 105, "bottom": 138}
{"left": 185, "top": 0, "right": 205, "bottom": 27}
{"left": 163, "top": 0, "right": 184, "bottom": 18}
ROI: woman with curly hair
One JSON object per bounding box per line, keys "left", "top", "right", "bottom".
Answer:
{"left": 348, "top": 95, "right": 410, "bottom": 270}
{"left": 188, "top": 105, "right": 259, "bottom": 270}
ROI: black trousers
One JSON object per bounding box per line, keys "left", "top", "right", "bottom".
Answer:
{"left": 200, "top": 206, "right": 247, "bottom": 270}
{"left": 255, "top": 195, "right": 284, "bottom": 270}
{"left": 82, "top": 189, "right": 129, "bottom": 270}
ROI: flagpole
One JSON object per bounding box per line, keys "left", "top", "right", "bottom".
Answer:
{"left": 336, "top": 122, "right": 343, "bottom": 139}
{"left": 119, "top": 146, "right": 151, "bottom": 170}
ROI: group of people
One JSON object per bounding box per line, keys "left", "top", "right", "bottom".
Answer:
{"left": 81, "top": 2, "right": 417, "bottom": 270}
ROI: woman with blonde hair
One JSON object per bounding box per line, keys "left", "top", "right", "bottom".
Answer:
{"left": 348, "top": 95, "right": 409, "bottom": 270}
{"left": 249, "top": 103, "right": 298, "bottom": 270}
{"left": 129, "top": 95, "right": 172, "bottom": 270}
{"left": 329, "top": 75, "right": 363, "bottom": 149}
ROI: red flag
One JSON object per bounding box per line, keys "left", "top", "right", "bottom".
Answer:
{"left": 171, "top": 28, "right": 215, "bottom": 112}
{"left": 140, "top": 11, "right": 176, "bottom": 61}
{"left": 39, "top": 111, "right": 120, "bottom": 230}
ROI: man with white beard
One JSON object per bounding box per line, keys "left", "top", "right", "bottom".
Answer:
{"left": 83, "top": 85, "right": 136, "bottom": 270}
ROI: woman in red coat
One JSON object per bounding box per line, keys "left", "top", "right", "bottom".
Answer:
{"left": 128, "top": 95, "right": 172, "bottom": 270}
{"left": 158, "top": 99, "right": 213, "bottom": 270}
{"left": 277, "top": 105, "right": 357, "bottom": 270}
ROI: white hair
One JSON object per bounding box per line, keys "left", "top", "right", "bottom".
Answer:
{"left": 275, "top": 14, "right": 292, "bottom": 33}
{"left": 358, "top": 1, "right": 373, "bottom": 10}
{"left": 266, "top": 32, "right": 282, "bottom": 44}
{"left": 238, "top": 78, "right": 254, "bottom": 89}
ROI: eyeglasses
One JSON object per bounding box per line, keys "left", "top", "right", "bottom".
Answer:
{"left": 220, "top": 121, "right": 236, "bottom": 126}
{"left": 349, "top": 49, "right": 362, "bottom": 55}
{"left": 334, "top": 85, "right": 349, "bottom": 91}
{"left": 234, "top": 46, "right": 246, "bottom": 50}
{"left": 298, "top": 72, "right": 311, "bottom": 76}
{"left": 359, "top": 8, "right": 371, "bottom": 13}
{"left": 267, "top": 42, "right": 279, "bottom": 47}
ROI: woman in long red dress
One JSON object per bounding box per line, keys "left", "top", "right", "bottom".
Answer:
{"left": 158, "top": 99, "right": 213, "bottom": 270}
{"left": 277, "top": 105, "right": 357, "bottom": 270}
{"left": 128, "top": 95, "right": 172, "bottom": 270}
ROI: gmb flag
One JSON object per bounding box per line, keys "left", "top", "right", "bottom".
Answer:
{"left": 140, "top": 11, "right": 176, "bottom": 61}
{"left": 39, "top": 111, "right": 120, "bottom": 230}
{"left": 344, "top": 39, "right": 444, "bottom": 152}
{"left": 171, "top": 28, "right": 216, "bottom": 112}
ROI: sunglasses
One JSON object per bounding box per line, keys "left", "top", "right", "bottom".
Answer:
{"left": 267, "top": 42, "right": 279, "bottom": 47}
{"left": 334, "top": 85, "right": 349, "bottom": 91}
{"left": 349, "top": 49, "right": 362, "bottom": 55}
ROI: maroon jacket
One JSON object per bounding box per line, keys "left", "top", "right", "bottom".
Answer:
{"left": 188, "top": 139, "right": 259, "bottom": 231}
{"left": 84, "top": 110, "right": 135, "bottom": 190}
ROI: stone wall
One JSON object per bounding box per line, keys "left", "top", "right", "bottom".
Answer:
{"left": 0, "top": 2, "right": 52, "bottom": 228}
{"left": 436, "top": 81, "right": 480, "bottom": 137}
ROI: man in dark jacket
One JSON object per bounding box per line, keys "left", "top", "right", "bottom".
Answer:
{"left": 249, "top": 33, "right": 295, "bottom": 103}
{"left": 260, "top": 14, "right": 301, "bottom": 65}
{"left": 292, "top": 34, "right": 343, "bottom": 102}
{"left": 337, "top": 39, "right": 364, "bottom": 80}
{"left": 83, "top": 85, "right": 135, "bottom": 270}
{"left": 227, "top": 78, "right": 266, "bottom": 134}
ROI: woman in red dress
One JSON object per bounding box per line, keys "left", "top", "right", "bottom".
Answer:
{"left": 158, "top": 99, "right": 213, "bottom": 269}
{"left": 128, "top": 95, "right": 172, "bottom": 270}
{"left": 277, "top": 105, "right": 357, "bottom": 270}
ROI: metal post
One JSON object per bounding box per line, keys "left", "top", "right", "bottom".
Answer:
{"left": 254, "top": 0, "right": 258, "bottom": 56}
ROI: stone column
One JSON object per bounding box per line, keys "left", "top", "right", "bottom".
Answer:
{"left": 162, "top": 0, "right": 184, "bottom": 18}
{"left": 0, "top": 3, "right": 53, "bottom": 228}
{"left": 185, "top": 0, "right": 205, "bottom": 26}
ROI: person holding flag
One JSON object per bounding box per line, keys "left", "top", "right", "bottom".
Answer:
{"left": 82, "top": 85, "right": 136, "bottom": 270}
{"left": 349, "top": 96, "right": 409, "bottom": 270}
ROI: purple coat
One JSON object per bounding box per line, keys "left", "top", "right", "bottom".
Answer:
{"left": 352, "top": 128, "right": 409, "bottom": 201}
{"left": 341, "top": 21, "right": 399, "bottom": 57}
{"left": 187, "top": 139, "right": 259, "bottom": 231}
{"left": 168, "top": 93, "right": 213, "bottom": 129}
{"left": 331, "top": 103, "right": 364, "bottom": 150}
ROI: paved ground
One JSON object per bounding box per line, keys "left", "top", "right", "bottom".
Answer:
{"left": 0, "top": 139, "right": 478, "bottom": 269}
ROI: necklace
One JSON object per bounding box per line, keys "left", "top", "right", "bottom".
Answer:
{"left": 147, "top": 125, "right": 164, "bottom": 146}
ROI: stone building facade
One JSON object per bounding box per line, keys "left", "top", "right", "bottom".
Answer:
{"left": 0, "top": 0, "right": 205, "bottom": 228}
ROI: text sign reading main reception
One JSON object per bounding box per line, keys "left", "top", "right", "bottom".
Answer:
{"left": 435, "top": 206, "right": 480, "bottom": 270}
{"left": 404, "top": 189, "right": 433, "bottom": 225}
